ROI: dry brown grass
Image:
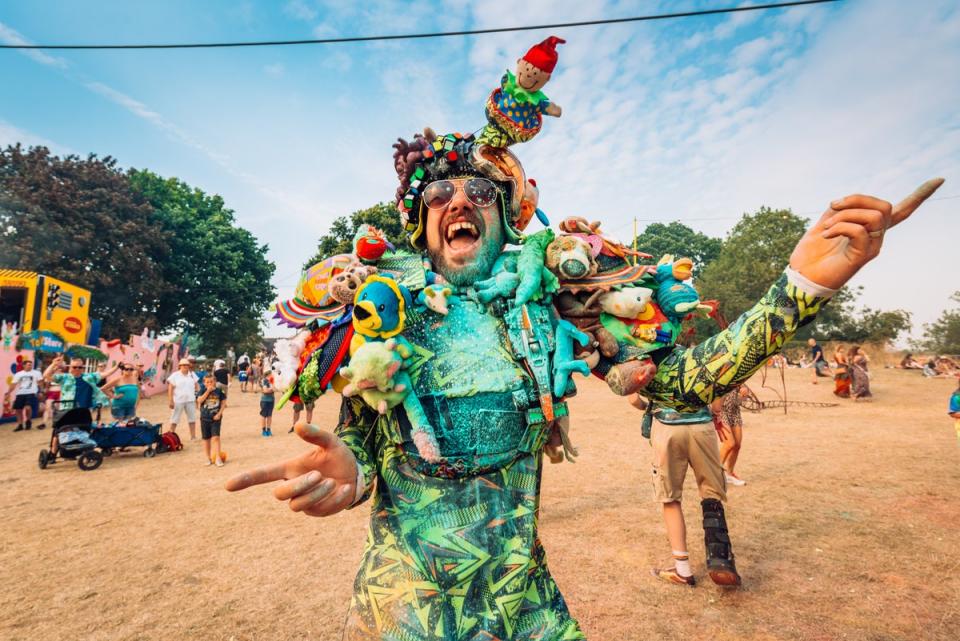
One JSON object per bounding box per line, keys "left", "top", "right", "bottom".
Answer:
{"left": 1, "top": 368, "right": 958, "bottom": 641}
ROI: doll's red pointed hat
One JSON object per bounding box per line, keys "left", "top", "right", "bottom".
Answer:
{"left": 522, "top": 36, "right": 565, "bottom": 73}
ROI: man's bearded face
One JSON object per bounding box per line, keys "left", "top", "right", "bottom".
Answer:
{"left": 424, "top": 178, "right": 505, "bottom": 287}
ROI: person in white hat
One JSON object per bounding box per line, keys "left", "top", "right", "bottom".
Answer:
{"left": 167, "top": 358, "right": 199, "bottom": 439}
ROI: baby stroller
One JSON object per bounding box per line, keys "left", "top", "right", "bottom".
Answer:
{"left": 38, "top": 407, "right": 103, "bottom": 471}
{"left": 93, "top": 418, "right": 162, "bottom": 458}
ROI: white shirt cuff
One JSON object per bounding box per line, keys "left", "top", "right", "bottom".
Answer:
{"left": 785, "top": 266, "right": 838, "bottom": 299}
{"left": 352, "top": 466, "right": 367, "bottom": 505}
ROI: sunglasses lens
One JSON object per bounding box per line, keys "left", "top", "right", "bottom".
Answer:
{"left": 465, "top": 178, "right": 498, "bottom": 207}
{"left": 423, "top": 178, "right": 499, "bottom": 209}
{"left": 423, "top": 180, "right": 455, "bottom": 209}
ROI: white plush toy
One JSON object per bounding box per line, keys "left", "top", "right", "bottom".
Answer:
{"left": 272, "top": 330, "right": 308, "bottom": 394}
{"left": 598, "top": 286, "right": 653, "bottom": 319}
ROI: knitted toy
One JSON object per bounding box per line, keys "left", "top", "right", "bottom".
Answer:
{"left": 598, "top": 286, "right": 654, "bottom": 319}
{"left": 545, "top": 234, "right": 598, "bottom": 280}
{"left": 353, "top": 224, "right": 395, "bottom": 264}
{"left": 417, "top": 284, "right": 457, "bottom": 315}
{"left": 515, "top": 229, "right": 560, "bottom": 305}
{"left": 653, "top": 255, "right": 712, "bottom": 322}
{"left": 330, "top": 262, "right": 378, "bottom": 306}
{"left": 349, "top": 275, "right": 413, "bottom": 356}
{"left": 345, "top": 275, "right": 441, "bottom": 462}
{"left": 340, "top": 340, "right": 409, "bottom": 414}
{"left": 477, "top": 36, "right": 565, "bottom": 147}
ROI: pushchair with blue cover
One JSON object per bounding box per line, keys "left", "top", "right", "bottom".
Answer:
{"left": 38, "top": 407, "right": 103, "bottom": 471}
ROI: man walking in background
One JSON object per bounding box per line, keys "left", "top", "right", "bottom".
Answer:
{"left": 6, "top": 358, "right": 43, "bottom": 431}
{"left": 808, "top": 337, "right": 830, "bottom": 383}
{"left": 631, "top": 396, "right": 741, "bottom": 587}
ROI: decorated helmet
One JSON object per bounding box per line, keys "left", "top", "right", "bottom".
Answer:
{"left": 392, "top": 130, "right": 540, "bottom": 250}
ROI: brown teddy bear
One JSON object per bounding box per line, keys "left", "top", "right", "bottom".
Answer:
{"left": 545, "top": 234, "right": 598, "bottom": 280}
{"left": 329, "top": 263, "right": 378, "bottom": 305}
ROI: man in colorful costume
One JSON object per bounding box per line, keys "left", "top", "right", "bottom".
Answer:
{"left": 227, "top": 37, "right": 942, "bottom": 641}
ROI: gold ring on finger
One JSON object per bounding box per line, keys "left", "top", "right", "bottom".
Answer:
{"left": 868, "top": 230, "right": 884, "bottom": 239}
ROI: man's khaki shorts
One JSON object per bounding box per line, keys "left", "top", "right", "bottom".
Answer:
{"left": 170, "top": 401, "right": 197, "bottom": 424}
{"left": 651, "top": 421, "right": 726, "bottom": 503}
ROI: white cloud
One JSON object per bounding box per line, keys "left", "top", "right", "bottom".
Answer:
{"left": 712, "top": 2, "right": 763, "bottom": 40}
{"left": 0, "top": 21, "right": 69, "bottom": 69}
{"left": 730, "top": 33, "right": 785, "bottom": 67}
{"left": 682, "top": 32, "right": 706, "bottom": 51}
{"left": 284, "top": 0, "right": 318, "bottom": 21}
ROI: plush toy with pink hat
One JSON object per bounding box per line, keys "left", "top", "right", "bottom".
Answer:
{"left": 477, "top": 35, "right": 565, "bottom": 147}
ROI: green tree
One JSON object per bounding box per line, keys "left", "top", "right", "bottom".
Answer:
{"left": 127, "top": 170, "right": 276, "bottom": 354}
{"left": 917, "top": 292, "right": 960, "bottom": 354}
{"left": 832, "top": 308, "right": 912, "bottom": 344}
{"left": 0, "top": 145, "right": 172, "bottom": 338}
{"left": 692, "top": 206, "right": 854, "bottom": 341}
{"left": 696, "top": 207, "right": 809, "bottom": 320}
{"left": 304, "top": 202, "right": 405, "bottom": 268}
{"left": 633, "top": 222, "right": 721, "bottom": 277}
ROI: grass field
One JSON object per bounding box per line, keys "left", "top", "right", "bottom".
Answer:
{"left": 1, "top": 367, "right": 958, "bottom": 641}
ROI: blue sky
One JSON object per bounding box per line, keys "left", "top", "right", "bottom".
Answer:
{"left": 1, "top": 0, "right": 958, "bottom": 340}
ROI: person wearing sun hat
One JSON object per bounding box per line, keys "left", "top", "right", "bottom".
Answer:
{"left": 167, "top": 357, "right": 199, "bottom": 439}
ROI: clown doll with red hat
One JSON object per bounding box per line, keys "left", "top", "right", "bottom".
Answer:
{"left": 478, "top": 35, "right": 565, "bottom": 147}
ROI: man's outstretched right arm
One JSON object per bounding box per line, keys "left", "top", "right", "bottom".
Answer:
{"left": 225, "top": 398, "right": 378, "bottom": 517}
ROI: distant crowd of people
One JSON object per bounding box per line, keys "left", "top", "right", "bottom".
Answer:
{"left": 806, "top": 338, "right": 873, "bottom": 400}
{"left": 3, "top": 355, "right": 149, "bottom": 433}
{"left": 162, "top": 348, "right": 312, "bottom": 466}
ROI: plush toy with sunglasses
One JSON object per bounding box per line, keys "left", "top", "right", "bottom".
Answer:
{"left": 477, "top": 36, "right": 565, "bottom": 147}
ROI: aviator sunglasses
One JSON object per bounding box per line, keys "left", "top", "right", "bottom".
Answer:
{"left": 422, "top": 177, "right": 500, "bottom": 210}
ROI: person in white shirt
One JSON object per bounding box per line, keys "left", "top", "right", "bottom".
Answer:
{"left": 167, "top": 358, "right": 200, "bottom": 439}
{"left": 6, "top": 358, "right": 43, "bottom": 432}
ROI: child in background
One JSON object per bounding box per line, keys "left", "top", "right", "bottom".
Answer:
{"left": 238, "top": 365, "right": 249, "bottom": 393}
{"left": 259, "top": 369, "right": 275, "bottom": 437}
{"left": 949, "top": 378, "right": 960, "bottom": 442}
{"left": 198, "top": 383, "right": 227, "bottom": 466}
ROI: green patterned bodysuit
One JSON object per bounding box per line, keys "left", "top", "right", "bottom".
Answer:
{"left": 335, "top": 272, "right": 827, "bottom": 640}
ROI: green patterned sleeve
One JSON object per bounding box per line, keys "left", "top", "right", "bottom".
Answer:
{"left": 334, "top": 396, "right": 379, "bottom": 508}
{"left": 643, "top": 272, "right": 830, "bottom": 412}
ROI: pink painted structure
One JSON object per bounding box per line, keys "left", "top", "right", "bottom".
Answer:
{"left": 96, "top": 329, "right": 183, "bottom": 398}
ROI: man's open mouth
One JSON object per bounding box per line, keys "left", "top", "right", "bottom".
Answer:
{"left": 443, "top": 215, "right": 483, "bottom": 253}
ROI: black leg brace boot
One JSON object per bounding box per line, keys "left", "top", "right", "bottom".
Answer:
{"left": 702, "top": 498, "right": 742, "bottom": 587}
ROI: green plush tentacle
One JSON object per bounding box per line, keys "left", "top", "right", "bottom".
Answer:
{"left": 515, "top": 229, "right": 556, "bottom": 305}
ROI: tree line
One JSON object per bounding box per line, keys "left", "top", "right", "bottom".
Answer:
{"left": 306, "top": 202, "right": 959, "bottom": 350}
{"left": 0, "top": 144, "right": 275, "bottom": 354}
